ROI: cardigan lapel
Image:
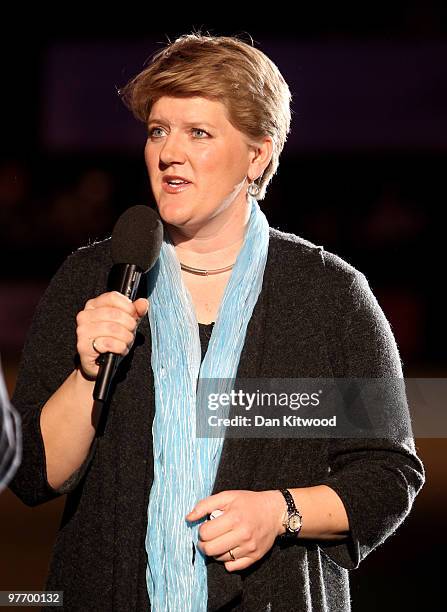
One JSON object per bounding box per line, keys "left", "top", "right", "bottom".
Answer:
{"left": 211, "top": 232, "right": 273, "bottom": 495}
{"left": 206, "top": 232, "right": 276, "bottom": 611}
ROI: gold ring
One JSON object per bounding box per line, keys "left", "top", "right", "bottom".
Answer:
{"left": 228, "top": 549, "right": 236, "bottom": 561}
{"left": 92, "top": 338, "right": 101, "bottom": 353}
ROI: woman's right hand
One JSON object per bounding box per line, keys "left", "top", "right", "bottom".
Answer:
{"left": 75, "top": 291, "right": 149, "bottom": 380}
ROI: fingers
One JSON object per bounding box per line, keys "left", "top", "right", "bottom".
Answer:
{"left": 76, "top": 292, "right": 149, "bottom": 379}
{"left": 84, "top": 293, "right": 149, "bottom": 323}
{"left": 199, "top": 531, "right": 243, "bottom": 559}
{"left": 84, "top": 291, "right": 142, "bottom": 317}
{"left": 78, "top": 307, "right": 138, "bottom": 333}
{"left": 214, "top": 546, "right": 242, "bottom": 563}
{"left": 193, "top": 491, "right": 277, "bottom": 572}
{"left": 199, "top": 523, "right": 253, "bottom": 559}
{"left": 186, "top": 490, "right": 236, "bottom": 521}
{"left": 201, "top": 510, "right": 232, "bottom": 541}
{"left": 198, "top": 523, "right": 258, "bottom": 572}
{"left": 81, "top": 321, "right": 135, "bottom": 353}
{"left": 134, "top": 297, "right": 149, "bottom": 318}
{"left": 198, "top": 509, "right": 249, "bottom": 560}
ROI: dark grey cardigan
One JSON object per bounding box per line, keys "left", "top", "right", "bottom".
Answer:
{"left": 9, "top": 228, "right": 425, "bottom": 611}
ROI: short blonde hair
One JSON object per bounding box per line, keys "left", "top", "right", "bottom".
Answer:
{"left": 118, "top": 33, "right": 292, "bottom": 200}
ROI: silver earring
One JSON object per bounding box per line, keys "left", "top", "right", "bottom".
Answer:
{"left": 248, "top": 181, "right": 260, "bottom": 197}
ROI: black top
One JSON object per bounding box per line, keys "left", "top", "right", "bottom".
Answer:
{"left": 8, "top": 228, "right": 425, "bottom": 612}
{"left": 198, "top": 322, "right": 215, "bottom": 362}
{"left": 194, "top": 321, "right": 215, "bottom": 566}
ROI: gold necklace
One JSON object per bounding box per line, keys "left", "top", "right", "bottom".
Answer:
{"left": 179, "top": 262, "right": 235, "bottom": 276}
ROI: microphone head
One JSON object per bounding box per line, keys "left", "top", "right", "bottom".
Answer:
{"left": 111, "top": 205, "right": 163, "bottom": 273}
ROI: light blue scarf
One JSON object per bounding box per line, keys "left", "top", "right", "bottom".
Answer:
{"left": 145, "top": 196, "right": 269, "bottom": 611}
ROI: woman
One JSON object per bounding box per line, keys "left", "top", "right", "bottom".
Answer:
{"left": 9, "top": 34, "right": 424, "bottom": 611}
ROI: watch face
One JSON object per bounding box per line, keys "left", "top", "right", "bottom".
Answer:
{"left": 288, "top": 513, "right": 302, "bottom": 532}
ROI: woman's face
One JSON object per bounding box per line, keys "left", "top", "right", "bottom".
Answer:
{"left": 144, "top": 96, "right": 258, "bottom": 232}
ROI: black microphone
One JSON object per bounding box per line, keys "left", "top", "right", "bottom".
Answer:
{"left": 93, "top": 205, "right": 163, "bottom": 403}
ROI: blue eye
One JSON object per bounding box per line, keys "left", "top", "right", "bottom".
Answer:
{"left": 147, "top": 127, "right": 210, "bottom": 139}
{"left": 192, "top": 128, "right": 209, "bottom": 138}
{"left": 148, "top": 127, "right": 165, "bottom": 138}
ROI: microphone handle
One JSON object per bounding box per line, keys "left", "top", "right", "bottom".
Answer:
{"left": 93, "top": 264, "right": 143, "bottom": 403}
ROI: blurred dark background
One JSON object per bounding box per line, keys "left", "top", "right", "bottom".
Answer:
{"left": 0, "top": 4, "right": 445, "bottom": 610}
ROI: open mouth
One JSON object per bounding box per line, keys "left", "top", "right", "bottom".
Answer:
{"left": 162, "top": 177, "right": 192, "bottom": 193}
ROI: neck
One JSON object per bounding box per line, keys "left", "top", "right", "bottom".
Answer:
{"left": 168, "top": 196, "right": 251, "bottom": 269}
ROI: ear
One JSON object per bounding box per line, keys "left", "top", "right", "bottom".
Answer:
{"left": 248, "top": 136, "right": 273, "bottom": 182}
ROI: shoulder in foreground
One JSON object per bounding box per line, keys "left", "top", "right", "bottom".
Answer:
{"left": 66, "top": 236, "right": 113, "bottom": 268}
{"left": 268, "top": 227, "right": 365, "bottom": 287}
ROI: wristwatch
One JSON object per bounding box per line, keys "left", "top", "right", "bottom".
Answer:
{"left": 279, "top": 489, "right": 303, "bottom": 538}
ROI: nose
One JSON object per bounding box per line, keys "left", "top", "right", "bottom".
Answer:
{"left": 159, "top": 132, "right": 186, "bottom": 167}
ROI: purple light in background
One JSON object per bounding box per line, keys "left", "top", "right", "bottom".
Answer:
{"left": 41, "top": 39, "right": 447, "bottom": 153}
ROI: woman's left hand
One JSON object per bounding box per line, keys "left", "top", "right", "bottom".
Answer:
{"left": 185, "top": 489, "right": 284, "bottom": 571}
